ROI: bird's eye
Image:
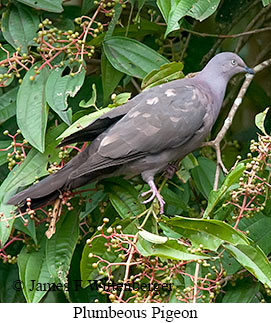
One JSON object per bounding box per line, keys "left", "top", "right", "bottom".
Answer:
{"left": 231, "top": 59, "right": 237, "bottom": 66}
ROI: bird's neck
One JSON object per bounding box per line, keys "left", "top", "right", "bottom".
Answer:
{"left": 195, "top": 70, "right": 228, "bottom": 110}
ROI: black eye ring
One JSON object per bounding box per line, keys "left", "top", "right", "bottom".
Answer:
{"left": 231, "top": 59, "right": 237, "bottom": 66}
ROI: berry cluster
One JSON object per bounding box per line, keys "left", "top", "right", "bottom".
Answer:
{"left": 229, "top": 134, "right": 271, "bottom": 227}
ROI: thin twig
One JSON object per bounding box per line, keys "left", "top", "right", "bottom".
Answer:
{"left": 118, "top": 233, "right": 139, "bottom": 302}
{"left": 125, "top": 3, "right": 134, "bottom": 37}
{"left": 235, "top": 6, "right": 269, "bottom": 53}
{"left": 79, "top": 4, "right": 103, "bottom": 72}
{"left": 179, "top": 21, "right": 195, "bottom": 62}
{"left": 193, "top": 262, "right": 200, "bottom": 303}
{"left": 201, "top": 0, "right": 263, "bottom": 65}
{"left": 131, "top": 78, "right": 142, "bottom": 93}
{"left": 181, "top": 26, "right": 271, "bottom": 39}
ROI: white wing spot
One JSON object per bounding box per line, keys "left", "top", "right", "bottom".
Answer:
{"left": 170, "top": 116, "right": 181, "bottom": 122}
{"left": 57, "top": 93, "right": 63, "bottom": 96}
{"left": 146, "top": 97, "right": 159, "bottom": 105}
{"left": 165, "top": 89, "right": 176, "bottom": 97}
{"left": 129, "top": 111, "right": 141, "bottom": 118}
{"left": 191, "top": 89, "right": 197, "bottom": 100}
{"left": 100, "top": 134, "right": 119, "bottom": 147}
{"left": 142, "top": 113, "right": 151, "bottom": 118}
{"left": 137, "top": 124, "right": 160, "bottom": 136}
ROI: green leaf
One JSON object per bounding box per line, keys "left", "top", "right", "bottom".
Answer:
{"left": 46, "top": 207, "right": 80, "bottom": 286}
{"left": 14, "top": 215, "right": 37, "bottom": 244}
{"left": 161, "top": 216, "right": 249, "bottom": 251}
{"left": 80, "top": 234, "right": 115, "bottom": 288}
{"left": 46, "top": 62, "right": 86, "bottom": 125}
{"left": 16, "top": 0, "right": 63, "bottom": 13}
{"left": 191, "top": 157, "right": 224, "bottom": 199}
{"left": 222, "top": 278, "right": 260, "bottom": 303}
{"left": 0, "top": 204, "right": 14, "bottom": 248}
{"left": 262, "top": 0, "right": 271, "bottom": 6}
{"left": 0, "top": 87, "right": 18, "bottom": 124}
{"left": 101, "top": 53, "right": 124, "bottom": 105}
{"left": 224, "top": 244, "right": 271, "bottom": 288}
{"left": 238, "top": 213, "right": 271, "bottom": 255}
{"left": 1, "top": 3, "right": 39, "bottom": 53}
{"left": 79, "top": 190, "right": 107, "bottom": 220}
{"left": 188, "top": 0, "right": 221, "bottom": 21}
{"left": 103, "top": 177, "right": 146, "bottom": 218}
{"left": 57, "top": 107, "right": 112, "bottom": 140}
{"left": 0, "top": 141, "right": 9, "bottom": 167}
{"left": 220, "top": 249, "right": 242, "bottom": 275}
{"left": 79, "top": 83, "right": 97, "bottom": 109}
{"left": 137, "top": 236, "right": 210, "bottom": 260}
{"left": 103, "top": 36, "right": 169, "bottom": 79}
{"left": 111, "top": 93, "right": 131, "bottom": 106}
{"left": 17, "top": 63, "right": 50, "bottom": 153}
{"left": 0, "top": 140, "right": 31, "bottom": 246}
{"left": 18, "top": 236, "right": 54, "bottom": 303}
{"left": 159, "top": 221, "right": 222, "bottom": 251}
{"left": 0, "top": 262, "right": 26, "bottom": 303}
{"left": 157, "top": 0, "right": 181, "bottom": 37}
{"left": 157, "top": 0, "right": 221, "bottom": 37}
{"left": 139, "top": 229, "right": 168, "bottom": 244}
{"left": 4, "top": 123, "right": 66, "bottom": 192}
{"left": 255, "top": 107, "right": 269, "bottom": 135}
{"left": 161, "top": 187, "right": 188, "bottom": 215}
{"left": 203, "top": 163, "right": 246, "bottom": 218}
{"left": 176, "top": 153, "right": 198, "bottom": 183}
{"left": 141, "top": 61, "right": 184, "bottom": 90}
{"left": 81, "top": 0, "right": 96, "bottom": 15}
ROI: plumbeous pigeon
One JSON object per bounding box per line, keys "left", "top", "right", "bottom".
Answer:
{"left": 7, "top": 52, "right": 254, "bottom": 213}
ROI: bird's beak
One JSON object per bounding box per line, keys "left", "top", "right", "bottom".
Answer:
{"left": 244, "top": 66, "right": 255, "bottom": 74}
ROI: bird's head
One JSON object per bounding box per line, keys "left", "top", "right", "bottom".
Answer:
{"left": 206, "top": 52, "right": 254, "bottom": 81}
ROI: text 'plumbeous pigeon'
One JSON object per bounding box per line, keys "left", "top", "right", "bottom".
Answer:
{"left": 7, "top": 52, "right": 254, "bottom": 214}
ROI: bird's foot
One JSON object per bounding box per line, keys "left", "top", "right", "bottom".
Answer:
{"left": 141, "top": 180, "right": 165, "bottom": 214}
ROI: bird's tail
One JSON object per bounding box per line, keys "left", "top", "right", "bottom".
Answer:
{"left": 6, "top": 166, "right": 72, "bottom": 212}
{"left": 7, "top": 163, "right": 118, "bottom": 212}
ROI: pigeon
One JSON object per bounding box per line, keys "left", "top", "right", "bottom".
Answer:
{"left": 7, "top": 52, "right": 254, "bottom": 213}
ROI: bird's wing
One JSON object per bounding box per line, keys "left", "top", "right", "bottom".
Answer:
{"left": 70, "top": 82, "right": 209, "bottom": 178}
{"left": 58, "top": 94, "right": 146, "bottom": 147}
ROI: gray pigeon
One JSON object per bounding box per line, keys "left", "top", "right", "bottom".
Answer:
{"left": 7, "top": 52, "right": 254, "bottom": 213}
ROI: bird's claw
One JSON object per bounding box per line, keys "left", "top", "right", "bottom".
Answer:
{"left": 140, "top": 188, "right": 165, "bottom": 214}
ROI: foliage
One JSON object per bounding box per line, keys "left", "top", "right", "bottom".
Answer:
{"left": 0, "top": 0, "right": 271, "bottom": 304}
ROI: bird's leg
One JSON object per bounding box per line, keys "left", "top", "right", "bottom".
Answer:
{"left": 141, "top": 179, "right": 165, "bottom": 214}
{"left": 165, "top": 161, "right": 179, "bottom": 179}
